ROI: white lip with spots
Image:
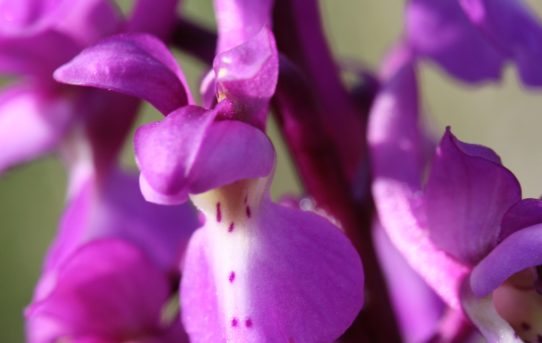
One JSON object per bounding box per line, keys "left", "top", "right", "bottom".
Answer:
{"left": 190, "top": 179, "right": 265, "bottom": 341}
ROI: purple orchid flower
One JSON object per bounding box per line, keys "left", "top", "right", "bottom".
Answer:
{"left": 54, "top": 5, "right": 365, "bottom": 339}
{"left": 369, "top": 47, "right": 542, "bottom": 341}
{"left": 404, "top": 0, "right": 542, "bottom": 86}
{"left": 26, "top": 239, "right": 189, "bottom": 343}
{"left": 25, "top": 167, "right": 198, "bottom": 342}
{"left": 0, "top": 0, "right": 179, "bottom": 174}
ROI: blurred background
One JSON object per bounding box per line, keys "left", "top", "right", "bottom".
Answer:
{"left": 1, "top": 1, "right": 541, "bottom": 341}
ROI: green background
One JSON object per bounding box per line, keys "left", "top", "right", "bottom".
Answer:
{"left": 1, "top": 1, "right": 542, "bottom": 341}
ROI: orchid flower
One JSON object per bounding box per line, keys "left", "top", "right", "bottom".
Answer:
{"left": 0, "top": 0, "right": 178, "bottom": 177}
{"left": 54, "top": 3, "right": 365, "bottom": 339}
{"left": 26, "top": 238, "right": 190, "bottom": 343}
{"left": 404, "top": 0, "right": 542, "bottom": 86}
{"left": 369, "top": 46, "right": 542, "bottom": 341}
{"left": 23, "top": 141, "right": 198, "bottom": 343}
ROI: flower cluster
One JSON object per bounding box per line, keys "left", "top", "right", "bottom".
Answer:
{"left": 2, "top": 0, "right": 542, "bottom": 342}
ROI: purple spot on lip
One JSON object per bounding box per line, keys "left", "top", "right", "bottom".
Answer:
{"left": 245, "top": 318, "right": 253, "bottom": 328}
{"left": 228, "top": 222, "right": 235, "bottom": 232}
{"left": 216, "top": 202, "right": 222, "bottom": 223}
{"left": 229, "top": 271, "right": 236, "bottom": 283}
{"left": 537, "top": 334, "right": 542, "bottom": 343}
{"left": 246, "top": 206, "right": 251, "bottom": 218}
{"left": 522, "top": 322, "right": 531, "bottom": 331}
{"left": 231, "top": 317, "right": 238, "bottom": 327}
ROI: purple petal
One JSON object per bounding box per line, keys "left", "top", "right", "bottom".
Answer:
{"left": 135, "top": 106, "right": 274, "bottom": 205}
{"left": 0, "top": 0, "right": 120, "bottom": 76}
{"left": 470, "top": 224, "right": 542, "bottom": 297}
{"left": 188, "top": 120, "right": 275, "bottom": 193}
{"left": 500, "top": 198, "right": 542, "bottom": 240}
{"left": 134, "top": 106, "right": 216, "bottom": 204}
{"left": 406, "top": 0, "right": 505, "bottom": 83}
{"left": 0, "top": 30, "right": 79, "bottom": 77}
{"left": 0, "top": 85, "right": 74, "bottom": 173}
{"left": 0, "top": 0, "right": 120, "bottom": 41}
{"left": 54, "top": 33, "right": 191, "bottom": 115}
{"left": 127, "top": 0, "right": 178, "bottom": 40}
{"left": 214, "top": 27, "right": 278, "bottom": 128}
{"left": 461, "top": 283, "right": 522, "bottom": 343}
{"left": 373, "top": 180, "right": 469, "bottom": 309}
{"left": 369, "top": 63, "right": 469, "bottom": 308}
{"left": 425, "top": 128, "right": 521, "bottom": 265}
{"left": 0, "top": 0, "right": 59, "bottom": 35}
{"left": 214, "top": 0, "right": 273, "bottom": 53}
{"left": 452, "top": 136, "right": 502, "bottom": 164}
{"left": 373, "top": 222, "right": 444, "bottom": 343}
{"left": 459, "top": 0, "right": 542, "bottom": 86}
{"left": 369, "top": 63, "right": 424, "bottom": 186}
{"left": 182, "top": 181, "right": 364, "bottom": 342}
{"left": 53, "top": 0, "right": 122, "bottom": 47}
{"left": 26, "top": 239, "right": 170, "bottom": 342}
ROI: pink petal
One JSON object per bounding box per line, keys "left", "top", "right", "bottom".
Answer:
{"left": 0, "top": 0, "right": 60, "bottom": 35}
{"left": 373, "top": 180, "right": 469, "bottom": 309}
{"left": 0, "top": 0, "right": 120, "bottom": 41}
{"left": 0, "top": 85, "right": 74, "bottom": 173}
{"left": 373, "top": 221, "right": 444, "bottom": 343}
{"left": 424, "top": 128, "right": 521, "bottom": 265}
{"left": 0, "top": 0, "right": 120, "bottom": 77}
{"left": 188, "top": 120, "right": 275, "bottom": 193}
{"left": 54, "top": 33, "right": 191, "bottom": 115}
{"left": 134, "top": 106, "right": 217, "bottom": 204}
{"left": 53, "top": 0, "right": 122, "bottom": 47}
{"left": 181, "top": 181, "right": 364, "bottom": 342}
{"left": 26, "top": 239, "right": 170, "bottom": 342}
{"left": 214, "top": 0, "right": 273, "bottom": 53}
{"left": 214, "top": 27, "right": 278, "bottom": 128}
{"left": 0, "top": 30, "right": 79, "bottom": 77}
{"left": 369, "top": 63, "right": 424, "bottom": 188}
{"left": 135, "top": 106, "right": 274, "bottom": 205}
